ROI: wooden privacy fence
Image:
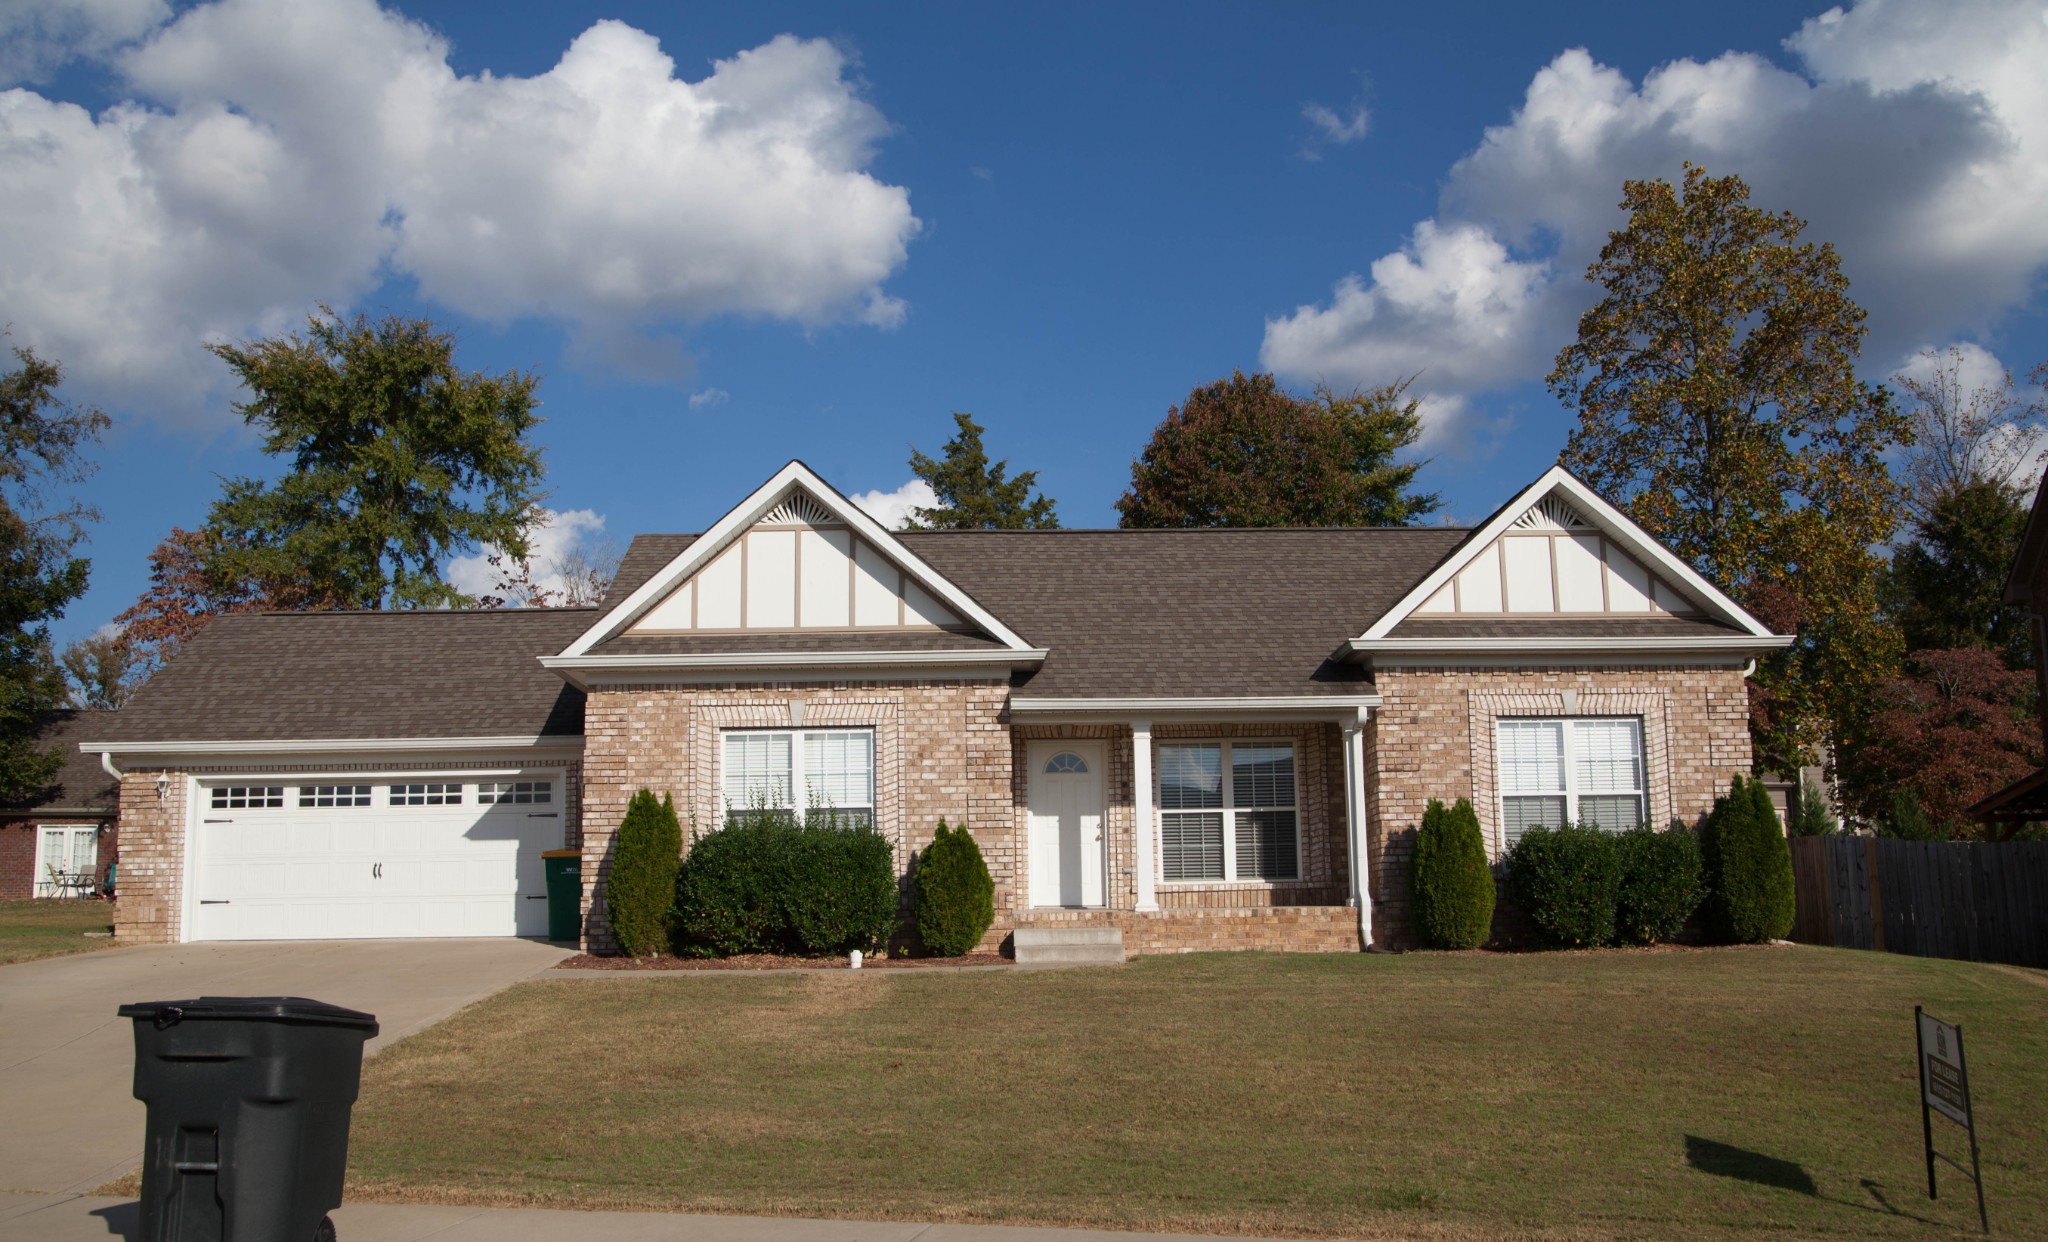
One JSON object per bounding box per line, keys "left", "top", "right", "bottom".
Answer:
{"left": 1789, "top": 835, "right": 2048, "bottom": 968}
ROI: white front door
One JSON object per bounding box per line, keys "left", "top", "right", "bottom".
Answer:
{"left": 191, "top": 775, "right": 564, "bottom": 940}
{"left": 33, "top": 825, "right": 98, "bottom": 897}
{"left": 1028, "top": 741, "right": 1106, "bottom": 908}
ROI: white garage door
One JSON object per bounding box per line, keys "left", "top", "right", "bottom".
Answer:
{"left": 192, "top": 775, "right": 566, "bottom": 941}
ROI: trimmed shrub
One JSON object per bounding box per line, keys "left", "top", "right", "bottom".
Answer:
{"left": 1791, "top": 776, "right": 1839, "bottom": 837}
{"left": 1411, "top": 798, "right": 1494, "bottom": 949}
{"left": 1506, "top": 823, "right": 1622, "bottom": 948}
{"left": 607, "top": 789, "right": 682, "bottom": 957}
{"left": 1613, "top": 821, "right": 1704, "bottom": 945}
{"left": 672, "top": 802, "right": 897, "bottom": 956}
{"left": 1699, "top": 775, "right": 1795, "bottom": 944}
{"left": 915, "top": 820, "right": 996, "bottom": 956}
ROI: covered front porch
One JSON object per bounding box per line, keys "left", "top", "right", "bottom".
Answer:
{"left": 1005, "top": 697, "right": 1377, "bottom": 953}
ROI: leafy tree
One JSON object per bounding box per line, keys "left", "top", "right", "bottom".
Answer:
{"left": 1550, "top": 166, "right": 1908, "bottom": 773}
{"left": 60, "top": 631, "right": 143, "bottom": 709}
{"left": 0, "top": 345, "right": 106, "bottom": 799}
{"left": 1885, "top": 479, "right": 2031, "bottom": 666}
{"left": 1846, "top": 648, "right": 2039, "bottom": 840}
{"left": 1410, "top": 797, "right": 1494, "bottom": 949}
{"left": 114, "top": 527, "right": 326, "bottom": 678}
{"left": 1791, "top": 775, "right": 1839, "bottom": 837}
{"left": 1117, "top": 371, "right": 1439, "bottom": 527}
{"left": 480, "top": 534, "right": 622, "bottom": 608}
{"left": 203, "top": 307, "right": 546, "bottom": 609}
{"left": 906, "top": 413, "right": 1058, "bottom": 529}
{"left": 1891, "top": 347, "right": 2045, "bottom": 529}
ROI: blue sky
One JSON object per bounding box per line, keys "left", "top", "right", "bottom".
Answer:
{"left": 5, "top": 0, "right": 2046, "bottom": 648}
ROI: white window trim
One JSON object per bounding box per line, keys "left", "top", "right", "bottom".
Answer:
{"left": 33, "top": 824, "right": 99, "bottom": 898}
{"left": 1497, "top": 716, "right": 1646, "bottom": 838}
{"left": 721, "top": 727, "right": 877, "bottom": 825}
{"left": 1155, "top": 738, "right": 1301, "bottom": 884}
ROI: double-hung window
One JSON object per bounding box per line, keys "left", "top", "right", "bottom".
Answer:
{"left": 1157, "top": 741, "right": 1298, "bottom": 882}
{"left": 1497, "top": 717, "right": 1646, "bottom": 844}
{"left": 722, "top": 729, "right": 875, "bottom": 828}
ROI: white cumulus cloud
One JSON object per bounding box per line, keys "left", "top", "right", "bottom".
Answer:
{"left": 446, "top": 506, "right": 609, "bottom": 602}
{"left": 688, "top": 387, "right": 730, "bottom": 410}
{"left": 848, "top": 479, "right": 937, "bottom": 530}
{"left": 1262, "top": 0, "right": 2048, "bottom": 448}
{"left": 1301, "top": 100, "right": 1369, "bottom": 154}
{"left": 0, "top": 0, "right": 919, "bottom": 426}
{"left": 0, "top": 0, "right": 168, "bottom": 84}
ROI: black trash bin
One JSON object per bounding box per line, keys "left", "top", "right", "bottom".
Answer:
{"left": 119, "top": 996, "right": 379, "bottom": 1242}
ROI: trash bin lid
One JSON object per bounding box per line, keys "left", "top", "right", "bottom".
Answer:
{"left": 540, "top": 848, "right": 581, "bottom": 859}
{"left": 117, "top": 996, "right": 379, "bottom": 1032}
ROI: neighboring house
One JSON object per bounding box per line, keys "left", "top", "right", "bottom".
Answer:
{"left": 1968, "top": 462, "right": 2048, "bottom": 826}
{"left": 80, "top": 462, "right": 1790, "bottom": 953}
{"left": 2, "top": 711, "right": 119, "bottom": 900}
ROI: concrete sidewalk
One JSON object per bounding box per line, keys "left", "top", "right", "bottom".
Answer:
{"left": 0, "top": 1196, "right": 1304, "bottom": 1242}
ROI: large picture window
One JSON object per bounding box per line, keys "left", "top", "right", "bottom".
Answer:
{"left": 722, "top": 729, "right": 875, "bottom": 828}
{"left": 1157, "top": 741, "right": 1298, "bottom": 882}
{"left": 1497, "top": 717, "right": 1645, "bottom": 844}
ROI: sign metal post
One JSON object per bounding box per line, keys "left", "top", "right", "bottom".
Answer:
{"left": 1916, "top": 1006, "right": 1989, "bottom": 1234}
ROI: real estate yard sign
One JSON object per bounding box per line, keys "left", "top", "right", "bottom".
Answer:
{"left": 1915, "top": 1006, "right": 1988, "bottom": 1234}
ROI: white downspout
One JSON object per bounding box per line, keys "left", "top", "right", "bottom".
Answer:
{"left": 1343, "top": 707, "right": 1373, "bottom": 949}
{"left": 98, "top": 750, "right": 123, "bottom": 781}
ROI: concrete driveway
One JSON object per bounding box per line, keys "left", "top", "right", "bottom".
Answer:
{"left": 0, "top": 938, "right": 570, "bottom": 1195}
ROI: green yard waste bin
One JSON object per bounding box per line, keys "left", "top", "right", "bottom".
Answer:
{"left": 542, "top": 848, "right": 582, "bottom": 943}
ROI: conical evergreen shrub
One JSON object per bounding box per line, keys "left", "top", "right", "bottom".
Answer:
{"left": 1411, "top": 797, "right": 1494, "bottom": 949}
{"left": 914, "top": 820, "right": 996, "bottom": 956}
{"left": 606, "top": 789, "right": 681, "bottom": 956}
{"left": 1699, "top": 774, "right": 1795, "bottom": 944}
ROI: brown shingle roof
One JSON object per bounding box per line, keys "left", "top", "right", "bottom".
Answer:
{"left": 91, "top": 609, "right": 592, "bottom": 745}
{"left": 898, "top": 528, "right": 1469, "bottom": 698}
{"left": 0, "top": 710, "right": 117, "bottom": 815}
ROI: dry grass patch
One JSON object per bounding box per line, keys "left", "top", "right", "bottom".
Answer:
{"left": 346, "top": 947, "right": 2048, "bottom": 1239}
{"left": 0, "top": 898, "right": 114, "bottom": 965}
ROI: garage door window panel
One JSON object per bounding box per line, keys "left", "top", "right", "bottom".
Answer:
{"left": 212, "top": 786, "right": 283, "bottom": 810}
{"left": 300, "top": 784, "right": 372, "bottom": 808}
{"left": 391, "top": 783, "right": 462, "bottom": 806}
{"left": 478, "top": 781, "right": 551, "bottom": 805}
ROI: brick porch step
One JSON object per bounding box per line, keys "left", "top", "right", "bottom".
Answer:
{"left": 1012, "top": 926, "right": 1126, "bottom": 968}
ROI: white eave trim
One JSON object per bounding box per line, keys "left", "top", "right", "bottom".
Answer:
{"left": 558, "top": 460, "right": 1039, "bottom": 658}
{"left": 1347, "top": 634, "right": 1794, "bottom": 667}
{"left": 1010, "top": 694, "right": 1380, "bottom": 717}
{"left": 1356, "top": 466, "right": 1781, "bottom": 642}
{"left": 80, "top": 735, "right": 585, "bottom": 759}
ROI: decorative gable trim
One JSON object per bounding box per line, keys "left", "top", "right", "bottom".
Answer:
{"left": 558, "top": 461, "right": 1037, "bottom": 658}
{"left": 1356, "top": 466, "right": 1780, "bottom": 643}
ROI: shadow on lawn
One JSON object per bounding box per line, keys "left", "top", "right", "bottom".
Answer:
{"left": 1683, "top": 1135, "right": 1942, "bottom": 1228}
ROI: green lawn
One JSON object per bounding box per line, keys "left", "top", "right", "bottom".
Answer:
{"left": 0, "top": 898, "right": 115, "bottom": 965}
{"left": 345, "top": 947, "right": 2048, "bottom": 1240}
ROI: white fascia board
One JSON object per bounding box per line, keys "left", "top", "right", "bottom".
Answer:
{"left": 1356, "top": 466, "right": 1780, "bottom": 642}
{"left": 79, "top": 735, "right": 585, "bottom": 759}
{"left": 1349, "top": 634, "right": 1794, "bottom": 667}
{"left": 1010, "top": 694, "right": 1380, "bottom": 718}
{"left": 558, "top": 460, "right": 1037, "bottom": 657}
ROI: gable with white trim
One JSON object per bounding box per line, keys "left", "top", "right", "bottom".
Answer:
{"left": 1359, "top": 466, "right": 1779, "bottom": 642}
{"left": 629, "top": 500, "right": 962, "bottom": 634}
{"left": 562, "top": 461, "right": 1036, "bottom": 659}
{"left": 1411, "top": 493, "right": 1698, "bottom": 617}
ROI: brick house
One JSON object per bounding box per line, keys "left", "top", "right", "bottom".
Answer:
{"left": 2, "top": 711, "right": 119, "bottom": 900}
{"left": 79, "top": 461, "right": 1788, "bottom": 953}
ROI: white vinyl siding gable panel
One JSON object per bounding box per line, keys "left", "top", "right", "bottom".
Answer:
{"left": 694, "top": 544, "right": 744, "bottom": 628}
{"left": 745, "top": 529, "right": 798, "bottom": 628}
{"left": 853, "top": 540, "right": 902, "bottom": 626}
{"left": 798, "top": 528, "right": 853, "bottom": 627}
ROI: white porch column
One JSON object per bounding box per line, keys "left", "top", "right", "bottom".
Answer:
{"left": 1342, "top": 708, "right": 1373, "bottom": 947}
{"left": 1132, "top": 718, "right": 1158, "bottom": 912}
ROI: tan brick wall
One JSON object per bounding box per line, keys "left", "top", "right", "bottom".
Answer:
{"left": 1366, "top": 664, "right": 1754, "bottom": 945}
{"left": 113, "top": 769, "right": 183, "bottom": 943}
{"left": 109, "top": 758, "right": 584, "bottom": 946}
{"left": 579, "top": 678, "right": 1013, "bottom": 954}
{"left": 1013, "top": 905, "right": 1362, "bottom": 955}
